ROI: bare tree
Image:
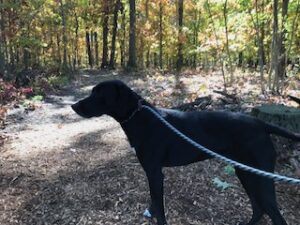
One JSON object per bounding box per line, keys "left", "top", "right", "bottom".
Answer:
{"left": 223, "top": 0, "right": 234, "bottom": 83}
{"left": 249, "top": 0, "right": 266, "bottom": 93}
{"left": 287, "top": 0, "right": 300, "bottom": 61}
{"left": 159, "top": 0, "right": 163, "bottom": 69}
{"left": 109, "top": 0, "right": 121, "bottom": 69}
{"left": 127, "top": 0, "right": 137, "bottom": 69}
{"left": 206, "top": 0, "right": 226, "bottom": 90}
{"left": 145, "top": 0, "right": 150, "bottom": 67}
{"left": 73, "top": 11, "right": 80, "bottom": 68}
{"left": 177, "top": 0, "right": 184, "bottom": 71}
{"left": 278, "top": 0, "right": 289, "bottom": 79}
{"left": 86, "top": 30, "right": 93, "bottom": 68}
{"left": 101, "top": 0, "right": 109, "bottom": 69}
{"left": 59, "top": 0, "right": 68, "bottom": 71}
{"left": 270, "top": 0, "right": 279, "bottom": 92}
{"left": 119, "top": 1, "right": 126, "bottom": 68}
{"left": 0, "top": 0, "right": 5, "bottom": 74}
{"left": 270, "top": 0, "right": 289, "bottom": 92}
{"left": 94, "top": 32, "right": 99, "bottom": 66}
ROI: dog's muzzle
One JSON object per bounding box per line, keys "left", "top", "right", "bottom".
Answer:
{"left": 71, "top": 102, "right": 80, "bottom": 112}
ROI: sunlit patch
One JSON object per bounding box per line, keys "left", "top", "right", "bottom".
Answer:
{"left": 80, "top": 85, "right": 94, "bottom": 92}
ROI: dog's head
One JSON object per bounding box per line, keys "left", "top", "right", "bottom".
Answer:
{"left": 71, "top": 80, "right": 140, "bottom": 120}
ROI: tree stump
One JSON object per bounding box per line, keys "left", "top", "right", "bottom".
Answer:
{"left": 251, "top": 104, "right": 300, "bottom": 132}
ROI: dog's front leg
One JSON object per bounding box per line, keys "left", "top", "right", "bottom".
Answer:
{"left": 146, "top": 168, "right": 167, "bottom": 225}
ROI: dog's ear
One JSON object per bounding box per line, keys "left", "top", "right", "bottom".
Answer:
{"left": 116, "top": 82, "right": 129, "bottom": 103}
{"left": 115, "top": 82, "right": 137, "bottom": 106}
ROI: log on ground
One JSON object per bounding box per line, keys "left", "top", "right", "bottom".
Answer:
{"left": 251, "top": 104, "right": 300, "bottom": 132}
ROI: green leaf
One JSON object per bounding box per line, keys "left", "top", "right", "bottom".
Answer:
{"left": 198, "top": 84, "right": 208, "bottom": 93}
{"left": 31, "top": 95, "right": 44, "bottom": 101}
{"left": 213, "top": 177, "right": 231, "bottom": 190}
{"left": 78, "top": 0, "right": 88, "bottom": 7}
{"left": 224, "top": 165, "right": 235, "bottom": 176}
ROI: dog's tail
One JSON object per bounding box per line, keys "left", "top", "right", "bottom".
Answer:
{"left": 264, "top": 122, "right": 300, "bottom": 141}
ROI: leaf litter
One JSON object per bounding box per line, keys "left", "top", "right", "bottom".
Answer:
{"left": 0, "top": 70, "right": 299, "bottom": 225}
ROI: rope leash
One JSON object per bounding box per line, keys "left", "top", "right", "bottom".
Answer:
{"left": 142, "top": 105, "right": 300, "bottom": 185}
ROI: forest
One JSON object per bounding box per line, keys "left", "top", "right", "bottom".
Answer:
{"left": 1, "top": 1, "right": 300, "bottom": 225}
{"left": 0, "top": 0, "right": 299, "bottom": 92}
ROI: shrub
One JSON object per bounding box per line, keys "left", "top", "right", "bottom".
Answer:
{"left": 0, "top": 79, "right": 19, "bottom": 104}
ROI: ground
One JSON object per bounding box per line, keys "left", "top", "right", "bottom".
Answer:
{"left": 1, "top": 70, "right": 300, "bottom": 225}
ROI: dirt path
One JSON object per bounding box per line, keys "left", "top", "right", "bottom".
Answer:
{"left": 1, "top": 71, "right": 299, "bottom": 225}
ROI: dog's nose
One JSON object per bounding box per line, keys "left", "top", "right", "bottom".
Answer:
{"left": 71, "top": 102, "right": 80, "bottom": 111}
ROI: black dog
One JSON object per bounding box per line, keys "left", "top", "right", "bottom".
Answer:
{"left": 72, "top": 80, "right": 300, "bottom": 225}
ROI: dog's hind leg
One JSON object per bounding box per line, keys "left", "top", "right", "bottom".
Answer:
{"left": 235, "top": 136, "right": 288, "bottom": 225}
{"left": 236, "top": 169, "right": 264, "bottom": 225}
{"left": 255, "top": 178, "right": 288, "bottom": 225}
{"left": 236, "top": 170, "right": 288, "bottom": 225}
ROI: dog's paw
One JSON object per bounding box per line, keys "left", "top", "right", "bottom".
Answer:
{"left": 143, "top": 208, "right": 152, "bottom": 218}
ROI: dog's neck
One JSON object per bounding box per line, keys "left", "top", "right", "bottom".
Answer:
{"left": 109, "top": 92, "right": 152, "bottom": 124}
{"left": 117, "top": 97, "right": 154, "bottom": 148}
{"left": 119, "top": 98, "right": 144, "bottom": 124}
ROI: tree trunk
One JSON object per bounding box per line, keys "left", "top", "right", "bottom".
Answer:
{"left": 270, "top": 0, "right": 289, "bottom": 92}
{"left": 90, "top": 30, "right": 95, "bottom": 56}
{"left": 177, "top": 0, "right": 184, "bottom": 71}
{"left": 120, "top": 2, "right": 126, "bottom": 68}
{"left": 59, "top": 0, "right": 68, "bottom": 71}
{"left": 0, "top": 42, "right": 4, "bottom": 74}
{"left": 146, "top": 49, "right": 150, "bottom": 68}
{"left": 154, "top": 52, "right": 158, "bottom": 67}
{"left": 74, "top": 12, "right": 79, "bottom": 67}
{"left": 260, "top": 0, "right": 266, "bottom": 66}
{"left": 101, "top": 1, "right": 109, "bottom": 69}
{"left": 223, "top": 0, "right": 234, "bottom": 83}
{"left": 7, "top": 8, "right": 15, "bottom": 72}
{"left": 0, "top": 0, "right": 5, "bottom": 74}
{"left": 192, "top": 9, "right": 199, "bottom": 69}
{"left": 137, "top": 0, "right": 147, "bottom": 68}
{"left": 127, "top": 0, "right": 137, "bottom": 69}
{"left": 2, "top": 0, "right": 8, "bottom": 71}
{"left": 90, "top": 30, "right": 94, "bottom": 59}
{"left": 94, "top": 32, "right": 99, "bottom": 66}
{"left": 86, "top": 30, "right": 93, "bottom": 68}
{"left": 277, "top": 0, "right": 289, "bottom": 82}
{"left": 9, "top": 43, "right": 15, "bottom": 71}
{"left": 109, "top": 0, "right": 121, "bottom": 69}
{"left": 207, "top": 0, "right": 226, "bottom": 90}
{"left": 287, "top": 0, "right": 300, "bottom": 62}
{"left": 139, "top": 35, "right": 145, "bottom": 68}
{"left": 270, "top": 0, "right": 280, "bottom": 92}
{"left": 250, "top": 0, "right": 266, "bottom": 93}
{"left": 159, "top": 0, "right": 163, "bottom": 69}
{"left": 57, "top": 33, "right": 61, "bottom": 65}
{"left": 22, "top": 23, "right": 30, "bottom": 70}
{"left": 145, "top": 0, "right": 150, "bottom": 68}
